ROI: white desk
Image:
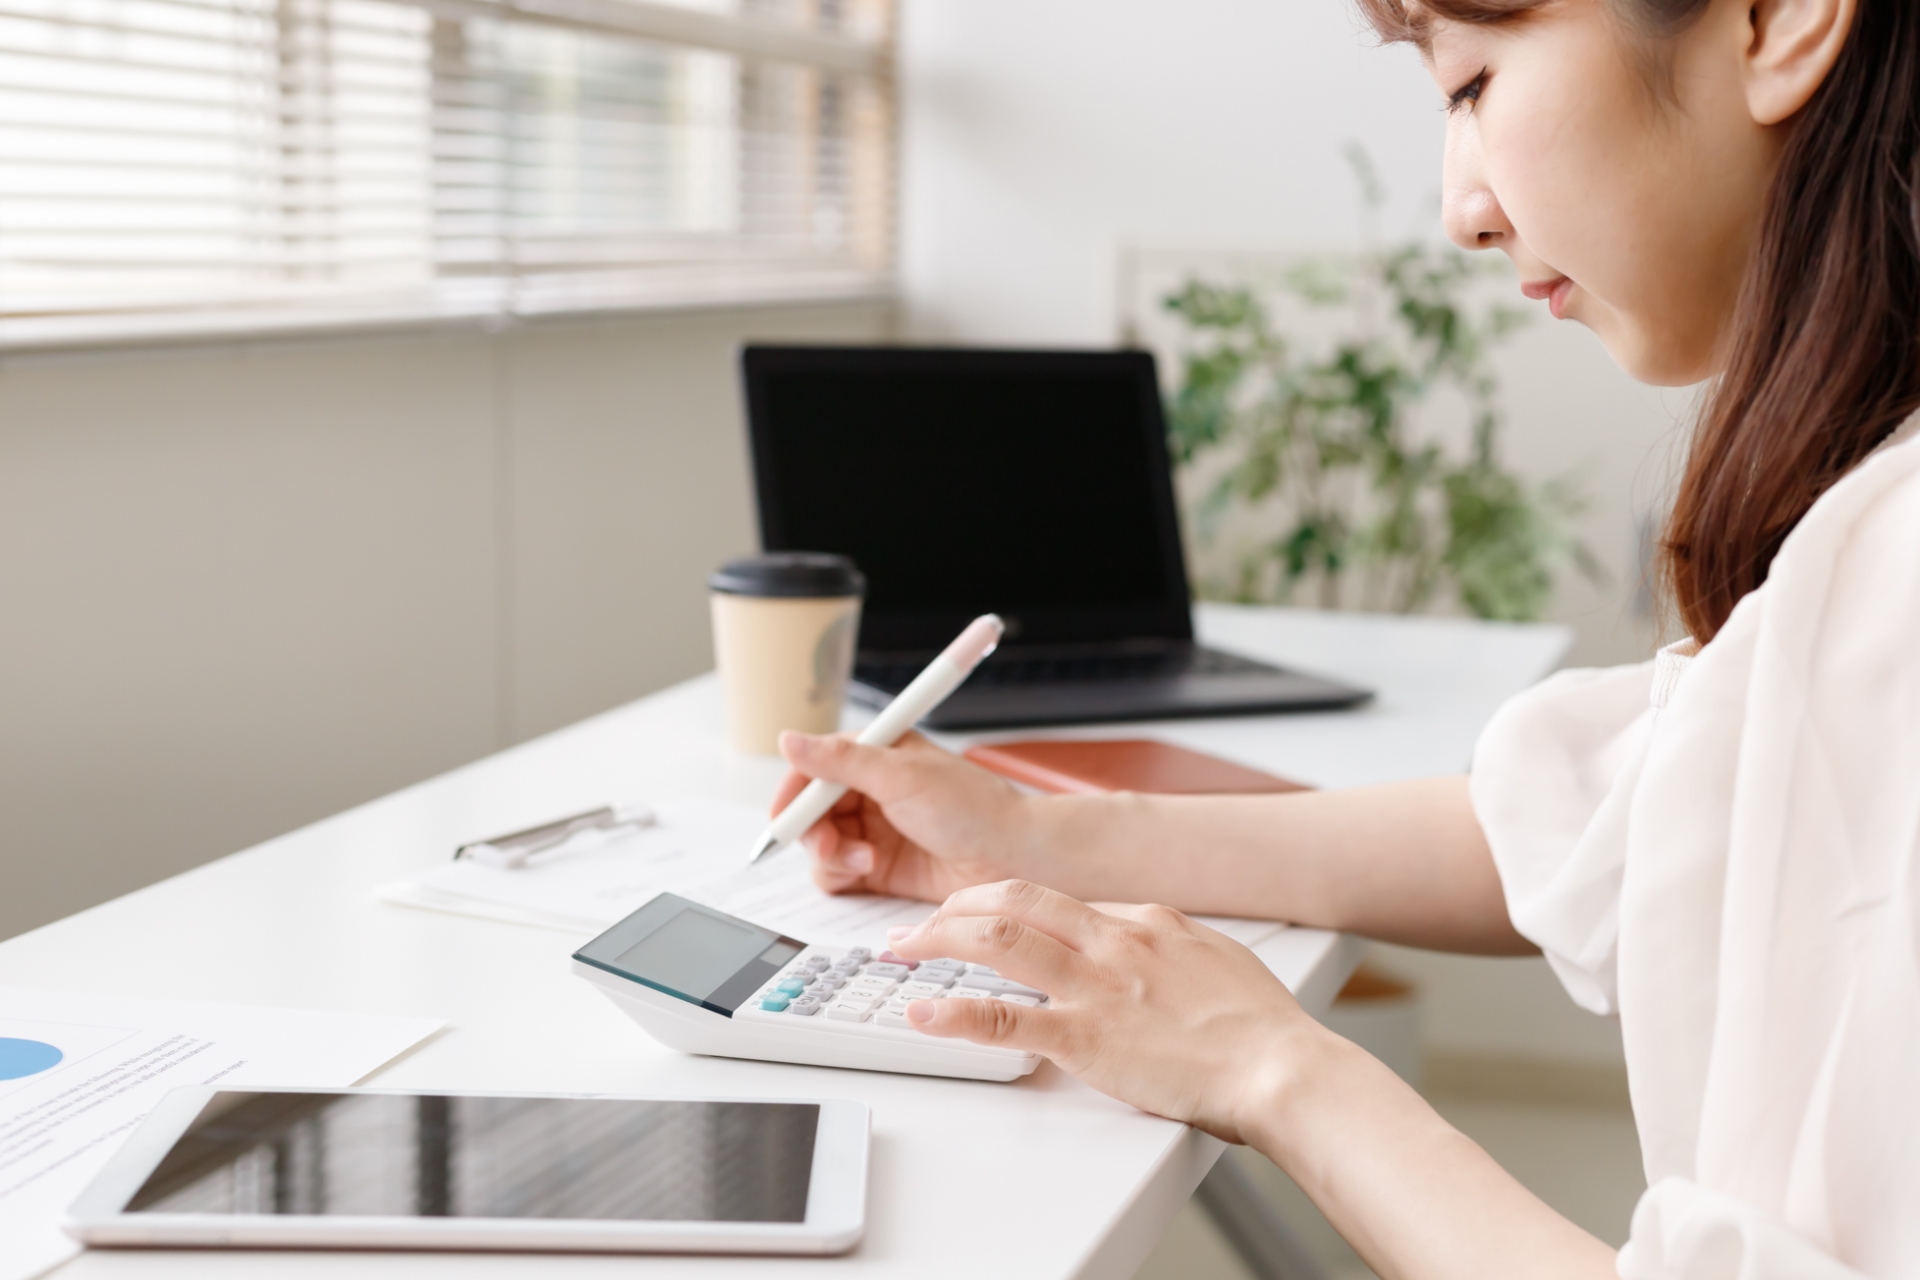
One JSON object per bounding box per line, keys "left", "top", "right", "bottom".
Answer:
{"left": 1, "top": 604, "right": 1568, "bottom": 1280}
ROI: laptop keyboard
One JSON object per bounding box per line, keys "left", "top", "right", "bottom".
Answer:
{"left": 854, "top": 645, "right": 1278, "bottom": 694}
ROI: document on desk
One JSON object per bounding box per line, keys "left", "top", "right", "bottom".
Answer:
{"left": 0, "top": 989, "right": 439, "bottom": 1280}
{"left": 378, "top": 802, "right": 935, "bottom": 944}
{"left": 375, "top": 800, "right": 1287, "bottom": 951}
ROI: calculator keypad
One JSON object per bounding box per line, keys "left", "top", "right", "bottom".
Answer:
{"left": 745, "top": 944, "right": 1049, "bottom": 1033}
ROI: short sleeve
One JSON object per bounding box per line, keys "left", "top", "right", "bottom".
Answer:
{"left": 1469, "top": 662, "right": 1657, "bottom": 1015}
{"left": 1618, "top": 1180, "right": 1868, "bottom": 1280}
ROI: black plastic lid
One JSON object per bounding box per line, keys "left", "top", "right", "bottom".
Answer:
{"left": 708, "top": 552, "right": 865, "bottom": 599}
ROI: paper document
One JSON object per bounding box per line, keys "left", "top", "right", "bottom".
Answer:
{"left": 376, "top": 801, "right": 1287, "bottom": 951}
{"left": 0, "top": 988, "right": 439, "bottom": 1280}
{"left": 378, "top": 803, "right": 936, "bottom": 945}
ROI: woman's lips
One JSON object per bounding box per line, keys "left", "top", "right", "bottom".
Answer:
{"left": 1521, "top": 276, "right": 1575, "bottom": 320}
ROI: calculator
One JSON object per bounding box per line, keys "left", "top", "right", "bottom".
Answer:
{"left": 572, "top": 893, "right": 1043, "bottom": 1082}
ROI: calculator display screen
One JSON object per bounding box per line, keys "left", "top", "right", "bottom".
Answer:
{"left": 574, "top": 893, "right": 804, "bottom": 1016}
{"left": 125, "top": 1093, "right": 819, "bottom": 1222}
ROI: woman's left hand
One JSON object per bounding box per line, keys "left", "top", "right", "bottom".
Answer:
{"left": 887, "top": 879, "right": 1323, "bottom": 1144}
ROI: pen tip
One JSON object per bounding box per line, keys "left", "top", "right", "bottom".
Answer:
{"left": 747, "top": 833, "right": 781, "bottom": 864}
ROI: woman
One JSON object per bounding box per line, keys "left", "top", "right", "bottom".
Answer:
{"left": 771, "top": 0, "right": 1920, "bottom": 1274}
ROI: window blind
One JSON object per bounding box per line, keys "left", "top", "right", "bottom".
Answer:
{"left": 0, "top": 0, "right": 894, "bottom": 345}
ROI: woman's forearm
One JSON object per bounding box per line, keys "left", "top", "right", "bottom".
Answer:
{"left": 1023, "top": 776, "right": 1533, "bottom": 955}
{"left": 1244, "top": 1028, "right": 1616, "bottom": 1280}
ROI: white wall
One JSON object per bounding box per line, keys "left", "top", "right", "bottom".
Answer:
{"left": 899, "top": 0, "right": 1440, "bottom": 343}
{"left": 896, "top": 0, "right": 1685, "bottom": 1067}
{"left": 0, "top": 301, "right": 892, "bottom": 941}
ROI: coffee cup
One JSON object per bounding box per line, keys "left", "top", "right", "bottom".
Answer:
{"left": 708, "top": 553, "right": 865, "bottom": 755}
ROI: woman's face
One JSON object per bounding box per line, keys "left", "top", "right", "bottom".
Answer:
{"left": 1429, "top": 0, "right": 1780, "bottom": 387}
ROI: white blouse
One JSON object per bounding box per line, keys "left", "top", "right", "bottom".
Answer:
{"left": 1469, "top": 414, "right": 1920, "bottom": 1279}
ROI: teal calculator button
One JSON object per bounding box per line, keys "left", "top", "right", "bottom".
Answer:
{"left": 759, "top": 994, "right": 792, "bottom": 1012}
{"left": 775, "top": 979, "right": 807, "bottom": 997}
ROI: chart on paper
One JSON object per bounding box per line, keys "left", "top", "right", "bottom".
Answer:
{"left": 0, "top": 1018, "right": 137, "bottom": 1099}
{"left": 0, "top": 1041, "right": 57, "bottom": 1082}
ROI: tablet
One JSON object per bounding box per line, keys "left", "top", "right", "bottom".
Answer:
{"left": 64, "top": 1087, "right": 868, "bottom": 1255}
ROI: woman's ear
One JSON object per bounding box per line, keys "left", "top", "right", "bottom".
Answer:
{"left": 1742, "top": 0, "right": 1857, "bottom": 126}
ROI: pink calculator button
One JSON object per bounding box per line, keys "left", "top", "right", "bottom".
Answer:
{"left": 876, "top": 951, "right": 919, "bottom": 969}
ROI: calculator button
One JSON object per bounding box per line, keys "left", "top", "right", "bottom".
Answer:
{"left": 862, "top": 962, "right": 911, "bottom": 981}
{"left": 804, "top": 981, "right": 838, "bottom": 1000}
{"left": 906, "top": 968, "right": 955, "bottom": 988}
{"left": 946, "top": 987, "right": 992, "bottom": 1001}
{"left": 802, "top": 955, "right": 833, "bottom": 972}
{"left": 811, "top": 974, "right": 846, "bottom": 991}
{"left": 965, "top": 963, "right": 999, "bottom": 976}
{"left": 898, "top": 981, "right": 947, "bottom": 999}
{"left": 825, "top": 1000, "right": 874, "bottom": 1022}
{"left": 759, "top": 994, "right": 792, "bottom": 1012}
{"left": 835, "top": 991, "right": 885, "bottom": 1013}
{"left": 920, "top": 958, "right": 965, "bottom": 971}
{"left": 847, "top": 975, "right": 897, "bottom": 993}
{"left": 996, "top": 993, "right": 1042, "bottom": 1008}
{"left": 775, "top": 979, "right": 807, "bottom": 997}
{"left": 957, "top": 974, "right": 1047, "bottom": 1000}
{"left": 874, "top": 1008, "right": 913, "bottom": 1027}
{"left": 844, "top": 947, "right": 873, "bottom": 962}
{"left": 876, "top": 951, "right": 920, "bottom": 969}
{"left": 787, "top": 995, "right": 824, "bottom": 1016}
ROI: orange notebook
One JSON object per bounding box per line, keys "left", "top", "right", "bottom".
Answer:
{"left": 962, "top": 738, "right": 1310, "bottom": 796}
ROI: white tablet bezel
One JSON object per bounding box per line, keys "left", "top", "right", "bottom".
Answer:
{"left": 64, "top": 1086, "right": 868, "bottom": 1255}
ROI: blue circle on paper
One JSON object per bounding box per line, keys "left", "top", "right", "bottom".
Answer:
{"left": 0, "top": 1038, "right": 63, "bottom": 1080}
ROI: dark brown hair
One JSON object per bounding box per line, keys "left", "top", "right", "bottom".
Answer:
{"left": 1358, "top": 0, "right": 1920, "bottom": 642}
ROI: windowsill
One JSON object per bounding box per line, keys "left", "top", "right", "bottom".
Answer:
{"left": 0, "top": 272, "right": 897, "bottom": 359}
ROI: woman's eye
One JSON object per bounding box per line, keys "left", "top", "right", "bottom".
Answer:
{"left": 1446, "top": 71, "right": 1487, "bottom": 115}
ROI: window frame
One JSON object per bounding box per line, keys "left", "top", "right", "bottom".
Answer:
{"left": 0, "top": 0, "right": 898, "bottom": 352}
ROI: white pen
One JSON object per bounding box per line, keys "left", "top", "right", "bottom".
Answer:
{"left": 747, "top": 613, "right": 1005, "bottom": 863}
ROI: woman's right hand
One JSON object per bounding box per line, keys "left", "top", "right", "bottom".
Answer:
{"left": 771, "top": 730, "right": 1043, "bottom": 902}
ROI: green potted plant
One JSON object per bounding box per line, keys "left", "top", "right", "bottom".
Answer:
{"left": 1159, "top": 237, "right": 1599, "bottom": 622}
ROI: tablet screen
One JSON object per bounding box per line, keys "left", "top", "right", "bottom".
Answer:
{"left": 124, "top": 1093, "right": 818, "bottom": 1222}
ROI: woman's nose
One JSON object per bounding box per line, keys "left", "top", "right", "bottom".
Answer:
{"left": 1441, "top": 121, "right": 1512, "bottom": 251}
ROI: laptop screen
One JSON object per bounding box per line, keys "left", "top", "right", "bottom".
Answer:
{"left": 742, "top": 347, "right": 1194, "bottom": 652}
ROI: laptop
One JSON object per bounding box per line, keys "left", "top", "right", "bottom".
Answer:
{"left": 739, "top": 345, "right": 1371, "bottom": 730}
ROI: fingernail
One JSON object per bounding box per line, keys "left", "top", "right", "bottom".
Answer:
{"left": 846, "top": 846, "right": 875, "bottom": 875}
{"left": 886, "top": 925, "right": 914, "bottom": 944}
{"left": 906, "top": 1000, "right": 936, "bottom": 1024}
